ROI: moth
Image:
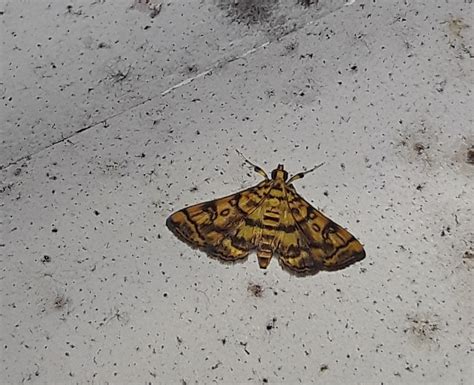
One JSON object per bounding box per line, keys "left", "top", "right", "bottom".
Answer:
{"left": 166, "top": 158, "right": 365, "bottom": 275}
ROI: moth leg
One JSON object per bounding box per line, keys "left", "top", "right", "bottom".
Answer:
{"left": 236, "top": 149, "right": 269, "bottom": 180}
{"left": 287, "top": 162, "right": 325, "bottom": 184}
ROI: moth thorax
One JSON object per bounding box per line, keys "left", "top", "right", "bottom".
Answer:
{"left": 271, "top": 164, "right": 288, "bottom": 181}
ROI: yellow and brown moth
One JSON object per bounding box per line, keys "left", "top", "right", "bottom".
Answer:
{"left": 166, "top": 159, "right": 365, "bottom": 275}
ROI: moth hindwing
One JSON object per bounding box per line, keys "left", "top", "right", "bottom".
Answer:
{"left": 166, "top": 164, "right": 365, "bottom": 275}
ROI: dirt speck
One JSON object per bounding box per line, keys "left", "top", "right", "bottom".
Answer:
{"left": 405, "top": 313, "right": 440, "bottom": 344}
{"left": 413, "top": 142, "right": 426, "bottom": 155}
{"left": 248, "top": 282, "right": 264, "bottom": 297}
{"left": 217, "top": 0, "right": 276, "bottom": 24}
{"left": 266, "top": 317, "right": 277, "bottom": 331}
{"left": 444, "top": 17, "right": 470, "bottom": 38}
{"left": 53, "top": 294, "right": 69, "bottom": 309}
{"left": 466, "top": 147, "right": 474, "bottom": 164}
{"left": 463, "top": 250, "right": 474, "bottom": 260}
{"left": 132, "top": 0, "right": 162, "bottom": 18}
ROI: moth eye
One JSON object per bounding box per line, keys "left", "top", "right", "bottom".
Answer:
{"left": 309, "top": 212, "right": 316, "bottom": 219}
{"left": 220, "top": 208, "right": 230, "bottom": 216}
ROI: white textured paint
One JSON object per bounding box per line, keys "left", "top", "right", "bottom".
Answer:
{"left": 1, "top": 0, "right": 472, "bottom": 384}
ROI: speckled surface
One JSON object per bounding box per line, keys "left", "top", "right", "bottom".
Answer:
{"left": 1, "top": 0, "right": 473, "bottom": 384}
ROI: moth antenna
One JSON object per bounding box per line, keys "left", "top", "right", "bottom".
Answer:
{"left": 235, "top": 149, "right": 269, "bottom": 179}
{"left": 287, "top": 162, "right": 325, "bottom": 184}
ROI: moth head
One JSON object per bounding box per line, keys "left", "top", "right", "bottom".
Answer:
{"left": 271, "top": 164, "right": 288, "bottom": 181}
